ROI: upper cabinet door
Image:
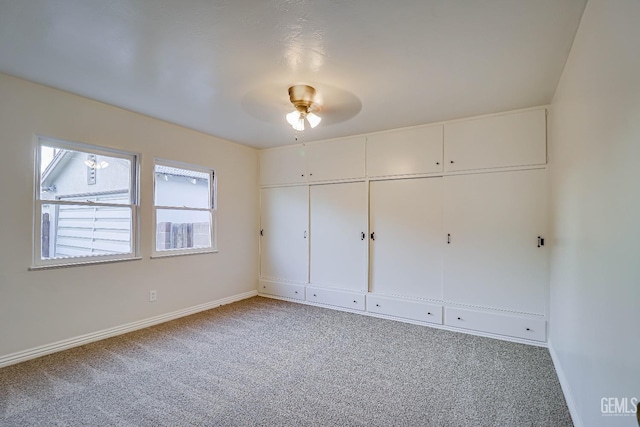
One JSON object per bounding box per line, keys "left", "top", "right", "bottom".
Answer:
{"left": 444, "top": 109, "right": 546, "bottom": 172}
{"left": 259, "top": 145, "right": 307, "bottom": 186}
{"left": 306, "top": 137, "right": 366, "bottom": 182}
{"left": 366, "top": 125, "right": 443, "bottom": 177}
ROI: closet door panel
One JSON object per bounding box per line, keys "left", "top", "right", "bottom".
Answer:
{"left": 260, "top": 186, "right": 309, "bottom": 283}
{"left": 443, "top": 170, "right": 548, "bottom": 314}
{"left": 370, "top": 178, "right": 443, "bottom": 300}
{"left": 310, "top": 182, "right": 368, "bottom": 291}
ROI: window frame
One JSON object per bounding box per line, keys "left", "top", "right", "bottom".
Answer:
{"left": 152, "top": 158, "right": 217, "bottom": 258}
{"left": 32, "top": 136, "right": 140, "bottom": 269}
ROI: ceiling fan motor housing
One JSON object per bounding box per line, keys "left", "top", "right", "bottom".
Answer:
{"left": 289, "top": 85, "right": 318, "bottom": 114}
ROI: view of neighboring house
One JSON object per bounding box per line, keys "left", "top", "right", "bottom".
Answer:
{"left": 40, "top": 145, "right": 210, "bottom": 259}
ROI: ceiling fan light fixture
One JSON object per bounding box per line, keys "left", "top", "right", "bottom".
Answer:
{"left": 286, "top": 85, "right": 321, "bottom": 131}
{"left": 306, "top": 112, "right": 321, "bottom": 128}
{"left": 292, "top": 116, "right": 305, "bottom": 131}
{"left": 286, "top": 110, "right": 301, "bottom": 127}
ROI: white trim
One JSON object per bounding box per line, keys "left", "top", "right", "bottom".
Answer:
{"left": 0, "top": 290, "right": 258, "bottom": 368}
{"left": 38, "top": 135, "right": 142, "bottom": 160}
{"left": 154, "top": 205, "right": 212, "bottom": 212}
{"left": 150, "top": 249, "right": 218, "bottom": 259}
{"left": 29, "top": 256, "right": 143, "bottom": 270}
{"left": 258, "top": 165, "right": 547, "bottom": 189}
{"left": 153, "top": 157, "right": 216, "bottom": 175}
{"left": 258, "top": 293, "right": 548, "bottom": 348}
{"left": 548, "top": 340, "right": 582, "bottom": 427}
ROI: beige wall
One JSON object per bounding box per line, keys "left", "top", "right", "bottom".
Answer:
{"left": 0, "top": 73, "right": 259, "bottom": 357}
{"left": 548, "top": 0, "right": 640, "bottom": 425}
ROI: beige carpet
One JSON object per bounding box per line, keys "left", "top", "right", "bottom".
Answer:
{"left": 0, "top": 296, "right": 572, "bottom": 426}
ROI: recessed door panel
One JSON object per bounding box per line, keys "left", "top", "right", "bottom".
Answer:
{"left": 443, "top": 169, "right": 548, "bottom": 314}
{"left": 310, "top": 182, "right": 368, "bottom": 291}
{"left": 369, "top": 177, "right": 444, "bottom": 300}
{"left": 260, "top": 186, "right": 309, "bottom": 283}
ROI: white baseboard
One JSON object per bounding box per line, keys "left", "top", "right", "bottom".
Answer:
{"left": 548, "top": 340, "right": 582, "bottom": 427}
{"left": 0, "top": 290, "right": 258, "bottom": 369}
{"left": 258, "top": 293, "right": 548, "bottom": 348}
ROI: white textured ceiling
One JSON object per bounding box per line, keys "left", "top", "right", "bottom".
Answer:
{"left": 0, "top": 0, "right": 586, "bottom": 148}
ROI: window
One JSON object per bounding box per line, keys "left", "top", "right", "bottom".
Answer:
{"left": 153, "top": 160, "right": 216, "bottom": 256}
{"left": 34, "top": 137, "right": 139, "bottom": 267}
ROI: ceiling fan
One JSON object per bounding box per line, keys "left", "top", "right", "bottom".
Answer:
{"left": 240, "top": 83, "right": 362, "bottom": 137}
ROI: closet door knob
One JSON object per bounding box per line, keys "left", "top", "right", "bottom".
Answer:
{"left": 436, "top": 161, "right": 440, "bottom": 165}
{"left": 371, "top": 232, "right": 375, "bottom": 241}
{"left": 526, "top": 328, "right": 531, "bottom": 331}
{"left": 353, "top": 300, "right": 357, "bottom": 303}
{"left": 376, "top": 304, "right": 380, "bottom": 307}
{"left": 361, "top": 232, "right": 366, "bottom": 240}
{"left": 457, "top": 317, "right": 462, "bottom": 320}
{"left": 450, "top": 160, "right": 454, "bottom": 164}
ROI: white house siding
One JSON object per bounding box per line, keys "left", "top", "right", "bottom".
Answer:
{"left": 55, "top": 193, "right": 131, "bottom": 258}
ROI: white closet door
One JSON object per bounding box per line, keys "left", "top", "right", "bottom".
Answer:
{"left": 260, "top": 186, "right": 309, "bottom": 283}
{"left": 369, "top": 178, "right": 443, "bottom": 300}
{"left": 310, "top": 182, "right": 368, "bottom": 291}
{"left": 443, "top": 169, "right": 548, "bottom": 315}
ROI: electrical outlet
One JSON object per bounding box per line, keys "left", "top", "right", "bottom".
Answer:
{"left": 149, "top": 290, "right": 157, "bottom": 302}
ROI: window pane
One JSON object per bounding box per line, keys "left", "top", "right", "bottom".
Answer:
{"left": 156, "top": 209, "right": 212, "bottom": 251}
{"left": 41, "top": 203, "right": 132, "bottom": 260}
{"left": 154, "top": 165, "right": 210, "bottom": 209}
{"left": 40, "top": 145, "right": 132, "bottom": 203}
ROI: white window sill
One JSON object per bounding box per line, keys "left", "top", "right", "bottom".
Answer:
{"left": 29, "top": 256, "right": 143, "bottom": 271}
{"left": 150, "top": 250, "right": 218, "bottom": 259}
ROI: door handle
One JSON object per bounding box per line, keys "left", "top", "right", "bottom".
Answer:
{"left": 447, "top": 233, "right": 451, "bottom": 244}
{"left": 361, "top": 232, "right": 366, "bottom": 240}
{"left": 371, "top": 232, "right": 375, "bottom": 241}
{"left": 260, "top": 229, "right": 263, "bottom": 236}
{"left": 304, "top": 231, "right": 307, "bottom": 239}
{"left": 537, "top": 236, "right": 544, "bottom": 247}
